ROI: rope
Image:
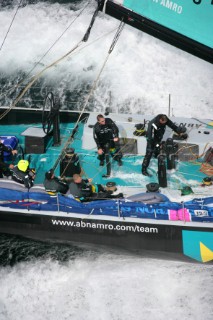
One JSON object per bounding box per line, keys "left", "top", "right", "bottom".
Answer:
{"left": 0, "top": 0, "right": 91, "bottom": 102}
{"left": 200, "top": 163, "right": 213, "bottom": 176}
{"left": 91, "top": 137, "right": 137, "bottom": 180}
{"left": 0, "top": 0, "right": 24, "bottom": 52}
{"left": 74, "top": 20, "right": 125, "bottom": 127}
{"left": 172, "top": 125, "right": 210, "bottom": 162}
{"left": 108, "top": 19, "right": 125, "bottom": 53}
{"left": 192, "top": 117, "right": 213, "bottom": 126}
{"left": 0, "top": 1, "right": 102, "bottom": 121}
{"left": 0, "top": 31, "right": 117, "bottom": 108}
{"left": 0, "top": 1, "right": 90, "bottom": 100}
{"left": 27, "top": 1, "right": 91, "bottom": 79}
{"left": 82, "top": 1, "right": 102, "bottom": 42}
{"left": 0, "top": 41, "right": 82, "bottom": 121}
{"left": 103, "top": 0, "right": 108, "bottom": 13}
{"left": 52, "top": 20, "right": 125, "bottom": 173}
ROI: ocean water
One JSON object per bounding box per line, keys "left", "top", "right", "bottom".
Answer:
{"left": 0, "top": 0, "right": 213, "bottom": 115}
{"left": 0, "top": 1, "right": 213, "bottom": 319}
{"left": 0, "top": 233, "right": 213, "bottom": 320}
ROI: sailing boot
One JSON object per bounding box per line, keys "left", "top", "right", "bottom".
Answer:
{"left": 113, "top": 145, "right": 123, "bottom": 166}
{"left": 102, "top": 174, "right": 110, "bottom": 178}
{"left": 118, "top": 159, "right": 122, "bottom": 166}
{"left": 102, "top": 153, "right": 111, "bottom": 178}
{"left": 142, "top": 153, "right": 152, "bottom": 177}
{"left": 102, "top": 164, "right": 111, "bottom": 178}
{"left": 98, "top": 154, "right": 105, "bottom": 166}
{"left": 142, "top": 167, "right": 152, "bottom": 177}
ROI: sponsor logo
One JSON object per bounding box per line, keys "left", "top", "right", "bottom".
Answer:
{"left": 152, "top": 0, "right": 183, "bottom": 14}
{"left": 182, "top": 230, "right": 213, "bottom": 263}
{"left": 52, "top": 219, "right": 158, "bottom": 234}
{"left": 194, "top": 210, "right": 209, "bottom": 217}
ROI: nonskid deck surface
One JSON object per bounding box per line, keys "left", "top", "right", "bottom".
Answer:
{"left": 0, "top": 122, "right": 80, "bottom": 184}
{"left": 0, "top": 117, "right": 213, "bottom": 264}
{"left": 0, "top": 121, "right": 212, "bottom": 199}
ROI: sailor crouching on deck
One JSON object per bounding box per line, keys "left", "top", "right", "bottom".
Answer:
{"left": 93, "top": 114, "right": 122, "bottom": 177}
{"left": 142, "top": 114, "right": 186, "bottom": 177}
{"left": 68, "top": 174, "right": 123, "bottom": 202}
{"left": 44, "top": 169, "right": 69, "bottom": 195}
{"left": 11, "top": 160, "right": 36, "bottom": 188}
{"left": 0, "top": 140, "right": 17, "bottom": 178}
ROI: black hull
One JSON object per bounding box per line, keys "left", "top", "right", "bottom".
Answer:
{"left": 102, "top": 1, "right": 213, "bottom": 64}
{"left": 0, "top": 209, "right": 212, "bottom": 262}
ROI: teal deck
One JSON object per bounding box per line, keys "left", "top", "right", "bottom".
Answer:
{"left": 0, "top": 122, "right": 207, "bottom": 189}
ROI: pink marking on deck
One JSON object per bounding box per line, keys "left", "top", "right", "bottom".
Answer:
{"left": 169, "top": 208, "right": 191, "bottom": 221}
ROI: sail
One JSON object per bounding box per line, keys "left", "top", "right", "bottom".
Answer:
{"left": 101, "top": 0, "right": 213, "bottom": 63}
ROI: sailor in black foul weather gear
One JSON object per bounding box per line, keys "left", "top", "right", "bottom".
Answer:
{"left": 142, "top": 114, "right": 182, "bottom": 176}
{"left": 0, "top": 141, "right": 17, "bottom": 178}
{"left": 44, "top": 169, "right": 69, "bottom": 195}
{"left": 68, "top": 174, "right": 123, "bottom": 202}
{"left": 93, "top": 114, "right": 122, "bottom": 177}
{"left": 68, "top": 174, "right": 94, "bottom": 200}
{"left": 11, "top": 160, "right": 36, "bottom": 188}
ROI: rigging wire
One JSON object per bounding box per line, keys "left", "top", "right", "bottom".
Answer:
{"left": 0, "top": 27, "right": 117, "bottom": 121}
{"left": 74, "top": 19, "right": 125, "bottom": 127}
{"left": 52, "top": 20, "right": 125, "bottom": 173}
{"left": 0, "top": 0, "right": 24, "bottom": 52}
{"left": 108, "top": 18, "right": 124, "bottom": 53}
{"left": 0, "top": 1, "right": 103, "bottom": 121}
{"left": 82, "top": 1, "right": 101, "bottom": 42}
{"left": 0, "top": 0, "right": 91, "bottom": 101}
{"left": 28, "top": 1, "right": 91, "bottom": 76}
{"left": 0, "top": 40, "right": 82, "bottom": 121}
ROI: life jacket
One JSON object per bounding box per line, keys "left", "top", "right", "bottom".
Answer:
{"left": 11, "top": 166, "right": 34, "bottom": 189}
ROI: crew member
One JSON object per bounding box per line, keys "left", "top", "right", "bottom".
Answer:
{"left": 0, "top": 140, "right": 17, "bottom": 178}
{"left": 93, "top": 114, "right": 122, "bottom": 176}
{"left": 11, "top": 160, "right": 36, "bottom": 188}
{"left": 68, "top": 174, "right": 123, "bottom": 202}
{"left": 44, "top": 169, "right": 69, "bottom": 195}
{"left": 142, "top": 114, "right": 186, "bottom": 176}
